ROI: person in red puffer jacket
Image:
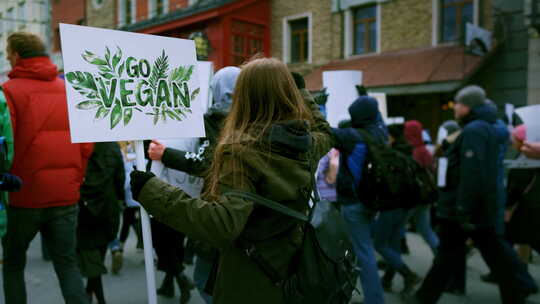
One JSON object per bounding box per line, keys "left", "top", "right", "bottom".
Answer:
{"left": 2, "top": 32, "right": 92, "bottom": 304}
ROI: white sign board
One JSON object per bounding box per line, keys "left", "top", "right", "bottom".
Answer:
{"left": 60, "top": 24, "right": 205, "bottom": 143}
{"left": 197, "top": 61, "right": 214, "bottom": 113}
{"left": 323, "top": 71, "right": 362, "bottom": 127}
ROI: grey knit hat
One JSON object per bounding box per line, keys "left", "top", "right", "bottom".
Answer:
{"left": 455, "top": 85, "right": 486, "bottom": 109}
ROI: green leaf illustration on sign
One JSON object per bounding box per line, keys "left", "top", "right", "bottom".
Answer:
{"left": 110, "top": 101, "right": 122, "bottom": 129}
{"left": 76, "top": 100, "right": 102, "bottom": 110}
{"left": 148, "top": 50, "right": 169, "bottom": 90}
{"left": 124, "top": 108, "right": 133, "bottom": 126}
{"left": 66, "top": 47, "right": 200, "bottom": 129}
{"left": 95, "top": 106, "right": 110, "bottom": 120}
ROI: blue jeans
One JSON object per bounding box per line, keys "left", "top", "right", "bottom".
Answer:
{"left": 374, "top": 209, "right": 408, "bottom": 272}
{"left": 2, "top": 205, "right": 89, "bottom": 304}
{"left": 409, "top": 206, "right": 439, "bottom": 254}
{"left": 341, "top": 203, "right": 385, "bottom": 304}
{"left": 194, "top": 256, "right": 213, "bottom": 304}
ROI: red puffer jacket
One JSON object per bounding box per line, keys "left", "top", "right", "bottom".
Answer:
{"left": 4, "top": 56, "right": 93, "bottom": 208}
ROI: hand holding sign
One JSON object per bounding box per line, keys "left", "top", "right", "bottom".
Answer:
{"left": 522, "top": 141, "right": 540, "bottom": 159}
{"left": 148, "top": 140, "right": 166, "bottom": 161}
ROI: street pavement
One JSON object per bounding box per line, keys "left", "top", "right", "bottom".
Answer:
{"left": 1, "top": 232, "right": 540, "bottom": 304}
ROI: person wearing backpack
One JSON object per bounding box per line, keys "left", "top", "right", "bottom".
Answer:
{"left": 332, "top": 96, "right": 388, "bottom": 304}
{"left": 128, "top": 58, "right": 336, "bottom": 304}
{"left": 403, "top": 121, "right": 440, "bottom": 255}
{"left": 407, "top": 85, "right": 532, "bottom": 304}
{"left": 374, "top": 123, "right": 421, "bottom": 295}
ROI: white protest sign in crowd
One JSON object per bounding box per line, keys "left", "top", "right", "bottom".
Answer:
{"left": 60, "top": 23, "right": 206, "bottom": 304}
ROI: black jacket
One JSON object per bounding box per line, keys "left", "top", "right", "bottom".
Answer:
{"left": 161, "top": 111, "right": 225, "bottom": 177}
{"left": 506, "top": 168, "right": 540, "bottom": 244}
{"left": 78, "top": 142, "right": 125, "bottom": 250}
{"left": 437, "top": 105, "right": 499, "bottom": 227}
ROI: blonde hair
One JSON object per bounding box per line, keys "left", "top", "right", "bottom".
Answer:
{"left": 205, "top": 58, "right": 313, "bottom": 198}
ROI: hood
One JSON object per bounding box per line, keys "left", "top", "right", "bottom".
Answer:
{"left": 404, "top": 120, "right": 425, "bottom": 148}
{"left": 262, "top": 120, "right": 312, "bottom": 154}
{"left": 348, "top": 96, "right": 379, "bottom": 128}
{"left": 208, "top": 66, "right": 241, "bottom": 115}
{"left": 461, "top": 104, "right": 497, "bottom": 126}
{"left": 8, "top": 56, "right": 58, "bottom": 81}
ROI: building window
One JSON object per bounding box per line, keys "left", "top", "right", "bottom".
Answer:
{"left": 156, "top": 0, "right": 165, "bottom": 15}
{"left": 119, "top": 0, "right": 135, "bottom": 26}
{"left": 149, "top": 0, "right": 168, "bottom": 18}
{"left": 440, "top": 0, "right": 474, "bottom": 42}
{"left": 6, "top": 8, "right": 15, "bottom": 34}
{"left": 0, "top": 13, "right": 4, "bottom": 36}
{"left": 289, "top": 18, "right": 308, "bottom": 63}
{"left": 231, "top": 20, "right": 264, "bottom": 66}
{"left": 283, "top": 13, "right": 312, "bottom": 64}
{"left": 353, "top": 5, "right": 377, "bottom": 55}
{"left": 17, "top": 2, "right": 26, "bottom": 26}
{"left": 124, "top": 0, "right": 133, "bottom": 24}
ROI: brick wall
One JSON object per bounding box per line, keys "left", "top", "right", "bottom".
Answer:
{"left": 87, "top": 0, "right": 116, "bottom": 29}
{"left": 136, "top": 0, "right": 150, "bottom": 22}
{"left": 271, "top": 0, "right": 342, "bottom": 75}
{"left": 51, "top": 0, "right": 86, "bottom": 52}
{"left": 380, "top": 0, "right": 432, "bottom": 52}
{"left": 133, "top": 0, "right": 190, "bottom": 24}
{"left": 170, "top": 0, "right": 189, "bottom": 11}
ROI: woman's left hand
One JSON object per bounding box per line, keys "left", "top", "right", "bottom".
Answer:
{"left": 130, "top": 171, "right": 155, "bottom": 201}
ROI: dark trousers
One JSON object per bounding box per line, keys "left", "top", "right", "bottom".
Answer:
{"left": 2, "top": 205, "right": 89, "bottom": 304}
{"left": 416, "top": 219, "right": 527, "bottom": 304}
{"left": 119, "top": 207, "right": 141, "bottom": 244}
{"left": 151, "top": 218, "right": 186, "bottom": 275}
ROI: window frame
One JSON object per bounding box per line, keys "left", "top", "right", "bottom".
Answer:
{"left": 432, "top": 0, "right": 480, "bottom": 46}
{"left": 282, "top": 12, "right": 312, "bottom": 64}
{"left": 344, "top": 3, "right": 381, "bottom": 58}
{"left": 6, "top": 7, "right": 15, "bottom": 34}
{"left": 118, "top": 0, "right": 136, "bottom": 27}
{"left": 148, "top": 0, "right": 169, "bottom": 19}
{"left": 352, "top": 5, "right": 377, "bottom": 55}
{"left": 289, "top": 18, "right": 309, "bottom": 63}
{"left": 230, "top": 19, "right": 265, "bottom": 66}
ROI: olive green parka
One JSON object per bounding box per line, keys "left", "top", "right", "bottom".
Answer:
{"left": 138, "top": 90, "right": 334, "bottom": 303}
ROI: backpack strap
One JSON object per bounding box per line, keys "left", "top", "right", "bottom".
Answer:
{"left": 224, "top": 190, "right": 309, "bottom": 222}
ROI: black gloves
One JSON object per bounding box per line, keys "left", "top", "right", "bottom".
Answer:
{"left": 0, "top": 173, "right": 22, "bottom": 192}
{"left": 291, "top": 72, "right": 305, "bottom": 90}
{"left": 130, "top": 171, "right": 155, "bottom": 201}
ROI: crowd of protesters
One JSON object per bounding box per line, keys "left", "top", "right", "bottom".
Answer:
{"left": 1, "top": 31, "right": 540, "bottom": 304}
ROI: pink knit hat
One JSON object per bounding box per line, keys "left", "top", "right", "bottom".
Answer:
{"left": 512, "top": 124, "right": 527, "bottom": 142}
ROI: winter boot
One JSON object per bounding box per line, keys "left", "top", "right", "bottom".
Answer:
{"left": 176, "top": 273, "right": 194, "bottom": 304}
{"left": 399, "top": 267, "right": 421, "bottom": 295}
{"left": 157, "top": 274, "right": 175, "bottom": 298}
{"left": 111, "top": 250, "right": 123, "bottom": 275}
{"left": 382, "top": 269, "right": 396, "bottom": 292}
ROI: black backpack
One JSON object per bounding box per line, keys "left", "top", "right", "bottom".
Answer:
{"left": 411, "top": 165, "right": 438, "bottom": 206}
{"left": 349, "top": 129, "right": 422, "bottom": 211}
{"left": 225, "top": 187, "right": 359, "bottom": 304}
